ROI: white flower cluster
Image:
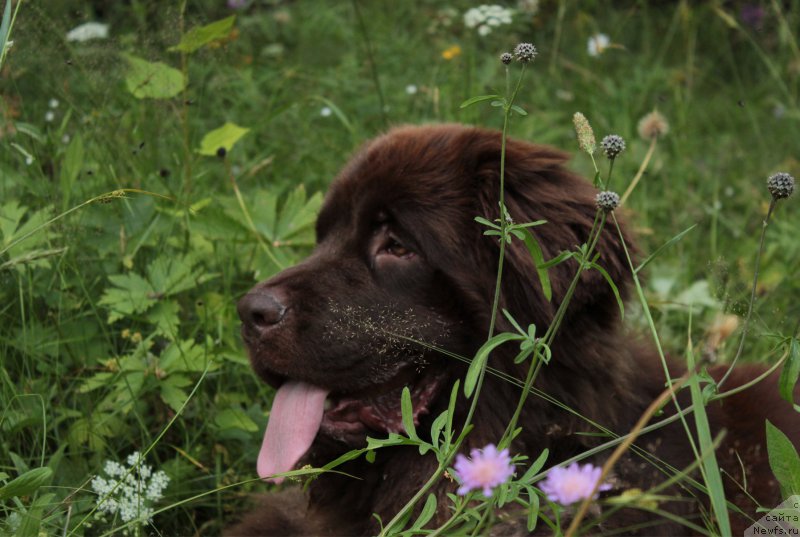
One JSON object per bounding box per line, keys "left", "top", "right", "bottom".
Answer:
{"left": 91, "top": 451, "right": 170, "bottom": 524}
{"left": 463, "top": 5, "right": 513, "bottom": 36}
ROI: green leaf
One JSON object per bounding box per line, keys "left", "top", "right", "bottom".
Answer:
{"left": 0, "top": 467, "right": 53, "bottom": 500}
{"left": 510, "top": 104, "right": 528, "bottom": 116}
{"left": 123, "top": 54, "right": 186, "bottom": 99}
{"left": 214, "top": 407, "right": 259, "bottom": 433}
{"left": 459, "top": 94, "right": 501, "bottom": 109}
{"left": 400, "top": 386, "right": 417, "bottom": 440}
{"left": 98, "top": 272, "right": 157, "bottom": 323}
{"left": 538, "top": 250, "right": 572, "bottom": 270}
{"left": 767, "top": 420, "right": 800, "bottom": 497}
{"left": 160, "top": 339, "right": 212, "bottom": 373}
{"left": 779, "top": 339, "right": 800, "bottom": 410}
{"left": 430, "top": 411, "right": 447, "bottom": 449}
{"left": 522, "top": 230, "right": 552, "bottom": 302}
{"left": 465, "top": 332, "right": 523, "bottom": 398}
{"left": 169, "top": 15, "right": 235, "bottom": 53}
{"left": 525, "top": 484, "right": 540, "bottom": 532}
{"left": 60, "top": 133, "right": 84, "bottom": 208}
{"left": 520, "top": 448, "right": 549, "bottom": 484}
{"left": 0, "top": 1, "right": 12, "bottom": 56}
{"left": 590, "top": 262, "right": 625, "bottom": 319}
{"left": 408, "top": 493, "right": 437, "bottom": 532}
{"left": 635, "top": 224, "right": 697, "bottom": 274}
{"left": 160, "top": 383, "right": 188, "bottom": 413}
{"left": 197, "top": 121, "right": 250, "bottom": 156}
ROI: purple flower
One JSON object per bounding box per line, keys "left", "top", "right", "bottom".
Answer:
{"left": 740, "top": 5, "right": 764, "bottom": 30}
{"left": 227, "top": 0, "right": 249, "bottom": 9}
{"left": 539, "top": 462, "right": 612, "bottom": 505}
{"left": 453, "top": 444, "right": 515, "bottom": 497}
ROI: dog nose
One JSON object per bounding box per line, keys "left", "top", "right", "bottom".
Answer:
{"left": 238, "top": 290, "right": 287, "bottom": 331}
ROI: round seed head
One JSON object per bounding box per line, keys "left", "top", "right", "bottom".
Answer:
{"left": 500, "top": 52, "right": 513, "bottom": 65}
{"left": 767, "top": 172, "right": 795, "bottom": 199}
{"left": 595, "top": 191, "right": 620, "bottom": 212}
{"left": 601, "top": 134, "right": 626, "bottom": 159}
{"left": 637, "top": 110, "right": 669, "bottom": 140}
{"left": 513, "top": 42, "right": 537, "bottom": 63}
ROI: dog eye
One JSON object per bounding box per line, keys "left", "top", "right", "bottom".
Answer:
{"left": 384, "top": 238, "right": 413, "bottom": 258}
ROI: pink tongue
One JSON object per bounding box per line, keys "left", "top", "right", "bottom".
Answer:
{"left": 258, "top": 381, "right": 329, "bottom": 483}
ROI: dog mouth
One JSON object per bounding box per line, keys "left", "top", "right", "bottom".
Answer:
{"left": 256, "top": 365, "right": 446, "bottom": 483}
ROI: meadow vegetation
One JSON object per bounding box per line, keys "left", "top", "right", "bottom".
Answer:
{"left": 0, "top": 0, "right": 798, "bottom": 534}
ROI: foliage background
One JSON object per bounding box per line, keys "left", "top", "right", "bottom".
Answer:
{"left": 0, "top": 0, "right": 798, "bottom": 534}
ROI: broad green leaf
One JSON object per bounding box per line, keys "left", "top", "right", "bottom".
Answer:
{"left": 459, "top": 94, "right": 501, "bottom": 109}
{"left": 408, "top": 493, "right": 437, "bottom": 532}
{"left": 465, "top": 332, "right": 523, "bottom": 398}
{"left": 160, "top": 383, "right": 188, "bottom": 413}
{"left": 147, "top": 300, "right": 181, "bottom": 339}
{"left": 0, "top": 467, "right": 53, "bottom": 500}
{"left": 767, "top": 420, "right": 800, "bottom": 497}
{"left": 522, "top": 230, "right": 552, "bottom": 302}
{"left": 197, "top": 121, "right": 249, "bottom": 156}
{"left": 169, "top": 15, "right": 235, "bottom": 53}
{"left": 160, "top": 339, "right": 212, "bottom": 373}
{"left": 400, "top": 386, "right": 417, "bottom": 440}
{"left": 78, "top": 372, "right": 114, "bottom": 393}
{"left": 779, "top": 339, "right": 800, "bottom": 411}
{"left": 214, "top": 407, "right": 259, "bottom": 433}
{"left": 123, "top": 54, "right": 186, "bottom": 99}
{"left": 147, "top": 254, "right": 201, "bottom": 296}
{"left": 98, "top": 272, "right": 157, "bottom": 323}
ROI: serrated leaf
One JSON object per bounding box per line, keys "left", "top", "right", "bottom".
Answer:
{"left": 123, "top": 54, "right": 186, "bottom": 99}
{"left": 522, "top": 230, "right": 552, "bottom": 301}
{"left": 169, "top": 15, "right": 235, "bottom": 53}
{"left": 459, "top": 94, "right": 501, "bottom": 109}
{"left": 160, "top": 339, "right": 212, "bottom": 373}
{"left": 160, "top": 383, "right": 188, "bottom": 413}
{"left": 214, "top": 407, "right": 258, "bottom": 432}
{"left": 98, "top": 272, "right": 157, "bottom": 323}
{"left": 197, "top": 121, "right": 249, "bottom": 156}
{"left": 779, "top": 339, "right": 800, "bottom": 410}
{"left": 0, "top": 467, "right": 53, "bottom": 500}
{"left": 767, "top": 420, "right": 800, "bottom": 497}
{"left": 465, "top": 332, "right": 522, "bottom": 398}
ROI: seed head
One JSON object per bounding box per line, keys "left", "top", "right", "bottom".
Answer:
{"left": 637, "top": 110, "right": 669, "bottom": 140}
{"left": 600, "top": 134, "right": 626, "bottom": 159}
{"left": 596, "top": 191, "right": 620, "bottom": 212}
{"left": 573, "top": 112, "right": 596, "bottom": 155}
{"left": 767, "top": 172, "right": 795, "bottom": 200}
{"left": 500, "top": 52, "right": 513, "bottom": 65}
{"left": 513, "top": 43, "right": 537, "bottom": 63}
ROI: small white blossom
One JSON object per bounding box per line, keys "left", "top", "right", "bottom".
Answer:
{"left": 405, "top": 84, "right": 418, "bottom": 95}
{"left": 587, "top": 33, "right": 610, "bottom": 57}
{"left": 25, "top": 155, "right": 33, "bottom": 166}
{"left": 48, "top": 98, "right": 59, "bottom": 109}
{"left": 91, "top": 452, "right": 169, "bottom": 525}
{"left": 320, "top": 106, "right": 332, "bottom": 117}
{"left": 62, "top": 133, "right": 71, "bottom": 144}
{"left": 463, "top": 5, "right": 513, "bottom": 36}
{"left": 66, "top": 22, "right": 110, "bottom": 43}
{"left": 44, "top": 110, "right": 55, "bottom": 122}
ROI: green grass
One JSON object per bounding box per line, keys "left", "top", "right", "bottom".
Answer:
{"left": 1, "top": 0, "right": 799, "bottom": 535}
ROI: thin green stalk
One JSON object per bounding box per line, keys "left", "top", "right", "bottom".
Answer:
{"left": 351, "top": 0, "right": 387, "bottom": 128}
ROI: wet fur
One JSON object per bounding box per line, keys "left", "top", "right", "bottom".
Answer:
{"left": 228, "top": 124, "right": 799, "bottom": 536}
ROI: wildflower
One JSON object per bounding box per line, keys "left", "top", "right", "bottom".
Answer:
{"left": 90, "top": 451, "right": 169, "bottom": 524}
{"left": 637, "top": 110, "right": 669, "bottom": 140}
{"left": 453, "top": 444, "right": 515, "bottom": 497}
{"left": 740, "top": 4, "right": 764, "bottom": 30}
{"left": 500, "top": 52, "right": 513, "bottom": 65}
{"left": 595, "top": 191, "right": 620, "bottom": 212}
{"left": 227, "top": 0, "right": 249, "bottom": 9}
{"left": 405, "top": 84, "right": 418, "bottom": 95}
{"left": 513, "top": 42, "right": 537, "bottom": 63}
{"left": 49, "top": 98, "right": 60, "bottom": 109}
{"left": 25, "top": 155, "right": 33, "bottom": 166}
{"left": 767, "top": 172, "right": 795, "bottom": 200}
{"left": 62, "top": 133, "right": 71, "bottom": 144}
{"left": 441, "top": 45, "right": 462, "bottom": 60}
{"left": 463, "top": 5, "right": 513, "bottom": 36}
{"left": 320, "top": 106, "right": 332, "bottom": 117}
{"left": 66, "top": 22, "right": 110, "bottom": 43}
{"left": 45, "top": 110, "right": 55, "bottom": 123}
{"left": 539, "top": 462, "right": 611, "bottom": 505}
{"left": 600, "top": 134, "right": 626, "bottom": 159}
{"left": 573, "top": 112, "right": 596, "bottom": 155}
{"left": 587, "top": 33, "right": 611, "bottom": 57}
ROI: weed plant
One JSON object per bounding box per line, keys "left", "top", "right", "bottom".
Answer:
{"left": 0, "top": 1, "right": 798, "bottom": 535}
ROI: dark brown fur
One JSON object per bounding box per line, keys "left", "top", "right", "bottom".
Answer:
{"left": 229, "top": 124, "right": 799, "bottom": 536}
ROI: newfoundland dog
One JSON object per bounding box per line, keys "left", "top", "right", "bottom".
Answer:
{"left": 231, "top": 124, "right": 798, "bottom": 536}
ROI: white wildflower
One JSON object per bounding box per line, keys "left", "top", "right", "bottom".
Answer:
{"left": 90, "top": 452, "right": 169, "bottom": 525}
{"left": 587, "top": 33, "right": 610, "bottom": 57}
{"left": 320, "top": 106, "right": 332, "bottom": 117}
{"left": 66, "top": 22, "right": 110, "bottom": 43}
{"left": 44, "top": 111, "right": 55, "bottom": 123}
{"left": 405, "top": 84, "right": 418, "bottom": 95}
{"left": 48, "top": 98, "right": 59, "bottom": 109}
{"left": 463, "top": 5, "right": 513, "bottom": 36}
{"left": 62, "top": 133, "right": 71, "bottom": 144}
{"left": 25, "top": 155, "right": 33, "bottom": 166}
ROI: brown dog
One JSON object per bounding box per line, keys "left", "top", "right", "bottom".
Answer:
{"left": 231, "top": 124, "right": 799, "bottom": 536}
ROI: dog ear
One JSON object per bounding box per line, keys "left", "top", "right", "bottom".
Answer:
{"left": 472, "top": 133, "right": 635, "bottom": 333}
